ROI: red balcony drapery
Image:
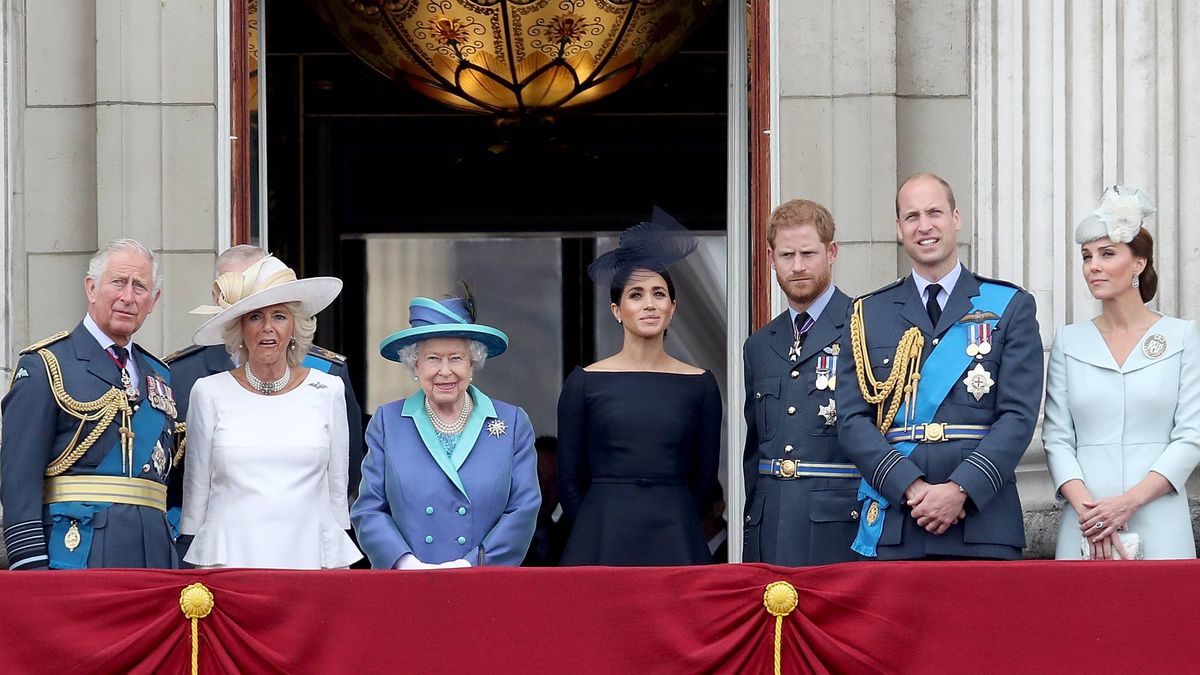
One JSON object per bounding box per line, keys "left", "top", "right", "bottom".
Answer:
{"left": 0, "top": 561, "right": 1196, "bottom": 673}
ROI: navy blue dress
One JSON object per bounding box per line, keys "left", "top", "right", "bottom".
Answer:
{"left": 557, "top": 367, "right": 721, "bottom": 566}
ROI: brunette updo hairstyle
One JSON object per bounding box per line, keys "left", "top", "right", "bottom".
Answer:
{"left": 609, "top": 267, "right": 677, "bottom": 305}
{"left": 1128, "top": 228, "right": 1158, "bottom": 303}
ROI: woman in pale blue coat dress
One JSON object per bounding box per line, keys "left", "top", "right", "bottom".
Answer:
{"left": 1044, "top": 185, "right": 1200, "bottom": 560}
{"left": 351, "top": 294, "right": 540, "bottom": 569}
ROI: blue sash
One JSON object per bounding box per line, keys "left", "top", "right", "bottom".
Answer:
{"left": 48, "top": 357, "right": 172, "bottom": 569}
{"left": 851, "top": 283, "right": 1017, "bottom": 557}
{"left": 304, "top": 353, "right": 334, "bottom": 373}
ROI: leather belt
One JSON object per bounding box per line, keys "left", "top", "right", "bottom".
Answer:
{"left": 44, "top": 475, "right": 168, "bottom": 512}
{"left": 884, "top": 423, "right": 991, "bottom": 444}
{"left": 757, "top": 459, "right": 861, "bottom": 480}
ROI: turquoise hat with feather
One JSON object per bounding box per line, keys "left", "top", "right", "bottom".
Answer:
{"left": 379, "top": 294, "right": 509, "bottom": 362}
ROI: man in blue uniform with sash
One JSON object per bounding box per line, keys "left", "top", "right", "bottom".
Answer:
{"left": 1, "top": 239, "right": 178, "bottom": 569}
{"left": 742, "top": 199, "right": 861, "bottom": 565}
{"left": 164, "top": 246, "right": 364, "bottom": 534}
{"left": 837, "top": 174, "right": 1042, "bottom": 560}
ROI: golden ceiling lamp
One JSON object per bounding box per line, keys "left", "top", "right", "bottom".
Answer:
{"left": 308, "top": 0, "right": 718, "bottom": 115}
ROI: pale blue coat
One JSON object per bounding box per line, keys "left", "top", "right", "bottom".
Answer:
{"left": 1044, "top": 315, "right": 1200, "bottom": 559}
{"left": 351, "top": 386, "right": 540, "bottom": 568}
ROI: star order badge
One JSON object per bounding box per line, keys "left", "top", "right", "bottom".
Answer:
{"left": 818, "top": 398, "right": 837, "bottom": 426}
{"left": 151, "top": 440, "right": 168, "bottom": 479}
{"left": 962, "top": 364, "right": 995, "bottom": 401}
{"left": 486, "top": 419, "right": 508, "bottom": 437}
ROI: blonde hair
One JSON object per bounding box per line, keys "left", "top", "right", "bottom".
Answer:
{"left": 222, "top": 301, "right": 315, "bottom": 367}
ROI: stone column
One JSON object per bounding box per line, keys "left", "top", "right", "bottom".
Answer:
{"left": 974, "top": 0, "right": 1200, "bottom": 555}
{"left": 6, "top": 0, "right": 222, "bottom": 359}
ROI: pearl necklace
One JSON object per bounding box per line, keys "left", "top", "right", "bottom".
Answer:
{"left": 244, "top": 361, "right": 291, "bottom": 394}
{"left": 426, "top": 394, "right": 472, "bottom": 435}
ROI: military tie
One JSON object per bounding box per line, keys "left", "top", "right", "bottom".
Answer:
{"left": 110, "top": 345, "right": 128, "bottom": 368}
{"left": 925, "top": 283, "right": 943, "bottom": 326}
{"left": 794, "top": 311, "right": 814, "bottom": 349}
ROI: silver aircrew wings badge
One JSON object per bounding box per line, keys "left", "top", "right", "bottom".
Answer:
{"left": 962, "top": 363, "right": 995, "bottom": 401}
{"left": 486, "top": 419, "right": 508, "bottom": 437}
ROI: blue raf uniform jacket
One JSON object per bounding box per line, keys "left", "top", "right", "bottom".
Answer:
{"left": 743, "top": 288, "right": 862, "bottom": 565}
{"left": 836, "top": 266, "right": 1042, "bottom": 559}
{"left": 351, "top": 386, "right": 540, "bottom": 568}
{"left": 1, "top": 324, "right": 178, "bottom": 569}
{"left": 164, "top": 343, "right": 365, "bottom": 511}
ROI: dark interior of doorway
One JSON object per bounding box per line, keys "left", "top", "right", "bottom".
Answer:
{"left": 264, "top": 2, "right": 729, "bottom": 404}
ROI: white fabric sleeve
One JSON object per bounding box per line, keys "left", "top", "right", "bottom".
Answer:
{"left": 179, "top": 377, "right": 216, "bottom": 534}
{"left": 327, "top": 376, "right": 352, "bottom": 529}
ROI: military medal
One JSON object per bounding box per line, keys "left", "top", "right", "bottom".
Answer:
{"left": 151, "top": 440, "right": 169, "bottom": 479}
{"left": 977, "top": 323, "right": 993, "bottom": 355}
{"left": 966, "top": 324, "right": 980, "bottom": 356}
{"left": 1143, "top": 333, "right": 1167, "bottom": 359}
{"left": 814, "top": 355, "right": 832, "bottom": 390}
{"left": 121, "top": 369, "right": 139, "bottom": 401}
{"left": 963, "top": 363, "right": 995, "bottom": 401}
{"left": 820, "top": 345, "right": 840, "bottom": 390}
{"left": 65, "top": 521, "right": 81, "bottom": 552}
{"left": 818, "top": 398, "right": 837, "bottom": 426}
{"left": 788, "top": 338, "right": 801, "bottom": 362}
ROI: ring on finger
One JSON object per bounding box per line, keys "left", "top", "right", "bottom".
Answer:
{"left": 1093, "top": 521, "right": 1105, "bottom": 530}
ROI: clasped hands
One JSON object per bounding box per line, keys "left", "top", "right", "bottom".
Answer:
{"left": 905, "top": 479, "right": 967, "bottom": 535}
{"left": 1077, "top": 495, "right": 1135, "bottom": 561}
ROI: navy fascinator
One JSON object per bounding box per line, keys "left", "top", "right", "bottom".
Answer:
{"left": 587, "top": 207, "right": 699, "bottom": 289}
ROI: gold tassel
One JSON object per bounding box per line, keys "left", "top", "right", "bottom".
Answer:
{"left": 179, "top": 583, "right": 215, "bottom": 675}
{"left": 763, "top": 581, "right": 799, "bottom": 675}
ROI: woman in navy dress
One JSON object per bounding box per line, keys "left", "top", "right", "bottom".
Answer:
{"left": 558, "top": 209, "right": 721, "bottom": 566}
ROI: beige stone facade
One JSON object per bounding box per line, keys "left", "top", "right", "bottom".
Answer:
{"left": 2, "top": 1, "right": 1198, "bottom": 562}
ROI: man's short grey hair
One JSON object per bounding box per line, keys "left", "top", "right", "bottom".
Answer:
{"left": 86, "top": 239, "right": 162, "bottom": 294}
{"left": 397, "top": 339, "right": 488, "bottom": 374}
{"left": 216, "top": 244, "right": 268, "bottom": 274}
{"left": 221, "top": 301, "right": 315, "bottom": 368}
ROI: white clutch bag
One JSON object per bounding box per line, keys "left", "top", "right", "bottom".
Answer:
{"left": 1080, "top": 531, "right": 1143, "bottom": 560}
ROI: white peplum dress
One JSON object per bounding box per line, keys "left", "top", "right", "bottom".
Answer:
{"left": 180, "top": 369, "right": 362, "bottom": 569}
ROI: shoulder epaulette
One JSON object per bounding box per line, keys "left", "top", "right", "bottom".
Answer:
{"left": 971, "top": 272, "right": 1026, "bottom": 292}
{"left": 164, "top": 343, "right": 205, "bottom": 364}
{"left": 19, "top": 330, "right": 69, "bottom": 355}
{"left": 854, "top": 276, "right": 908, "bottom": 303}
{"left": 308, "top": 345, "right": 347, "bottom": 364}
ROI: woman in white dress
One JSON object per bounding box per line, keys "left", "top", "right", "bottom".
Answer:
{"left": 1044, "top": 185, "right": 1200, "bottom": 560}
{"left": 179, "top": 255, "right": 362, "bottom": 569}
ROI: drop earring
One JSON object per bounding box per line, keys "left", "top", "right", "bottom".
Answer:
{"left": 1132, "top": 272, "right": 1141, "bottom": 288}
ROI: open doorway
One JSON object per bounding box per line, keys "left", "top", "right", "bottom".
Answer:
{"left": 254, "top": 1, "right": 735, "bottom": 561}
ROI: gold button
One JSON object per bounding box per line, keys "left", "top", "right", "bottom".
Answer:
{"left": 851, "top": 510, "right": 860, "bottom": 520}
{"left": 883, "top": 358, "right": 890, "bottom": 365}
{"left": 787, "top": 406, "right": 796, "bottom": 415}
{"left": 932, "top": 338, "right": 940, "bottom": 345}
{"left": 755, "top": 392, "right": 762, "bottom": 399}
{"left": 790, "top": 370, "right": 799, "bottom": 379}
{"left": 784, "top": 444, "right": 794, "bottom": 453}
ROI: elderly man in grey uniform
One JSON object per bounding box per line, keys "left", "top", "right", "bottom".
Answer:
{"left": 742, "top": 199, "right": 861, "bottom": 565}
{"left": 837, "top": 174, "right": 1042, "bottom": 560}
{"left": 1, "top": 239, "right": 178, "bottom": 569}
{"left": 164, "top": 245, "right": 364, "bottom": 530}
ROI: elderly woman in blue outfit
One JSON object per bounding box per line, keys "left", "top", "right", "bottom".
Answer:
{"left": 351, "top": 294, "right": 540, "bottom": 569}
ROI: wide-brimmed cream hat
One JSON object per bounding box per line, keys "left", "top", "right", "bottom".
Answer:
{"left": 190, "top": 255, "right": 342, "bottom": 345}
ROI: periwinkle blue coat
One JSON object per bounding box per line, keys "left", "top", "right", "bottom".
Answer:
{"left": 351, "top": 386, "right": 540, "bottom": 568}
